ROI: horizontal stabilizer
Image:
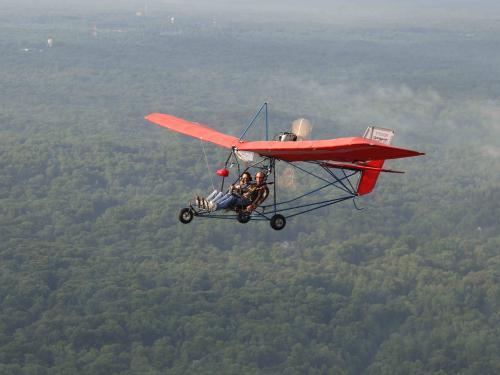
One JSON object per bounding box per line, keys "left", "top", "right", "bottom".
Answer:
{"left": 324, "top": 162, "right": 404, "bottom": 174}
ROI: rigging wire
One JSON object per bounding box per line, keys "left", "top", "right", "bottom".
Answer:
{"left": 200, "top": 138, "right": 215, "bottom": 191}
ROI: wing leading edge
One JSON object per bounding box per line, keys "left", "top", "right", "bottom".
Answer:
{"left": 145, "top": 113, "right": 239, "bottom": 149}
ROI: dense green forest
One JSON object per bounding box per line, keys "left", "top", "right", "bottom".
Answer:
{"left": 1, "top": 1, "right": 500, "bottom": 374}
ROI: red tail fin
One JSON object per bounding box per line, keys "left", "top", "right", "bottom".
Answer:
{"left": 357, "top": 126, "right": 395, "bottom": 195}
{"left": 356, "top": 160, "right": 385, "bottom": 196}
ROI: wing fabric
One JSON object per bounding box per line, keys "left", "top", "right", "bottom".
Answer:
{"left": 237, "top": 138, "right": 424, "bottom": 162}
{"left": 145, "top": 113, "right": 239, "bottom": 149}
{"left": 146, "top": 113, "right": 424, "bottom": 162}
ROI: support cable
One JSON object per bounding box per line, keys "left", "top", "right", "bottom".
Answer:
{"left": 200, "top": 138, "right": 215, "bottom": 191}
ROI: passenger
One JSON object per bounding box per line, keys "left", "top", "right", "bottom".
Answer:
{"left": 213, "top": 172, "right": 252, "bottom": 204}
{"left": 197, "top": 172, "right": 252, "bottom": 210}
{"left": 215, "top": 171, "right": 268, "bottom": 212}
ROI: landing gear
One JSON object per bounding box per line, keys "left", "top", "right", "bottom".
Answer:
{"left": 270, "top": 214, "right": 286, "bottom": 230}
{"left": 237, "top": 211, "right": 251, "bottom": 223}
{"left": 178, "top": 207, "right": 194, "bottom": 224}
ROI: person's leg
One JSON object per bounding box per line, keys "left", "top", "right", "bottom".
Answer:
{"left": 212, "top": 192, "right": 225, "bottom": 203}
{"left": 206, "top": 190, "right": 219, "bottom": 201}
{"left": 217, "top": 195, "right": 237, "bottom": 209}
{"left": 234, "top": 197, "right": 250, "bottom": 208}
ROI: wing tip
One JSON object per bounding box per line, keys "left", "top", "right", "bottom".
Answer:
{"left": 145, "top": 112, "right": 160, "bottom": 121}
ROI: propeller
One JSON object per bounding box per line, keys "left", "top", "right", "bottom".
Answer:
{"left": 278, "top": 118, "right": 313, "bottom": 191}
{"left": 291, "top": 118, "right": 312, "bottom": 141}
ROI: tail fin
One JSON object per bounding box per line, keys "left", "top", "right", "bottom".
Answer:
{"left": 356, "top": 126, "right": 394, "bottom": 196}
{"left": 357, "top": 160, "right": 385, "bottom": 195}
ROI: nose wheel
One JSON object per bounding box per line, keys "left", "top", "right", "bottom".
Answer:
{"left": 178, "top": 207, "right": 194, "bottom": 224}
{"left": 270, "top": 214, "right": 286, "bottom": 230}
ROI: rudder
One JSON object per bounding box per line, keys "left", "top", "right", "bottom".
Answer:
{"left": 356, "top": 126, "right": 394, "bottom": 196}
{"left": 357, "top": 160, "right": 385, "bottom": 196}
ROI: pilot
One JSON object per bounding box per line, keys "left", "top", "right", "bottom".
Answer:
{"left": 244, "top": 171, "right": 269, "bottom": 212}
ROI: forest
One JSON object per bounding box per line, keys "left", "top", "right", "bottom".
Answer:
{"left": 1, "top": 1, "right": 500, "bottom": 374}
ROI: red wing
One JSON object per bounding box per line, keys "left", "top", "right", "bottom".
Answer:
{"left": 146, "top": 113, "right": 424, "bottom": 162}
{"left": 237, "top": 138, "right": 424, "bottom": 162}
{"left": 145, "top": 113, "right": 239, "bottom": 149}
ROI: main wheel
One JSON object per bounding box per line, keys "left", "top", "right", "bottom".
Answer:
{"left": 270, "top": 214, "right": 286, "bottom": 230}
{"left": 178, "top": 207, "right": 194, "bottom": 224}
{"left": 237, "top": 211, "right": 251, "bottom": 224}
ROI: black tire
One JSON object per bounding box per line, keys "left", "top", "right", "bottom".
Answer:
{"left": 178, "top": 207, "right": 194, "bottom": 224}
{"left": 237, "top": 211, "right": 251, "bottom": 224}
{"left": 270, "top": 214, "right": 286, "bottom": 230}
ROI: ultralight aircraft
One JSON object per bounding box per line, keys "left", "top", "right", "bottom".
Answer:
{"left": 145, "top": 103, "right": 424, "bottom": 230}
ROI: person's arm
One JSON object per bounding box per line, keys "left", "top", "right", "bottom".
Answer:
{"left": 246, "top": 185, "right": 268, "bottom": 211}
{"left": 231, "top": 183, "right": 244, "bottom": 196}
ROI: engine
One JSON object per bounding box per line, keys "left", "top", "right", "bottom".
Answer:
{"left": 274, "top": 132, "right": 298, "bottom": 142}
